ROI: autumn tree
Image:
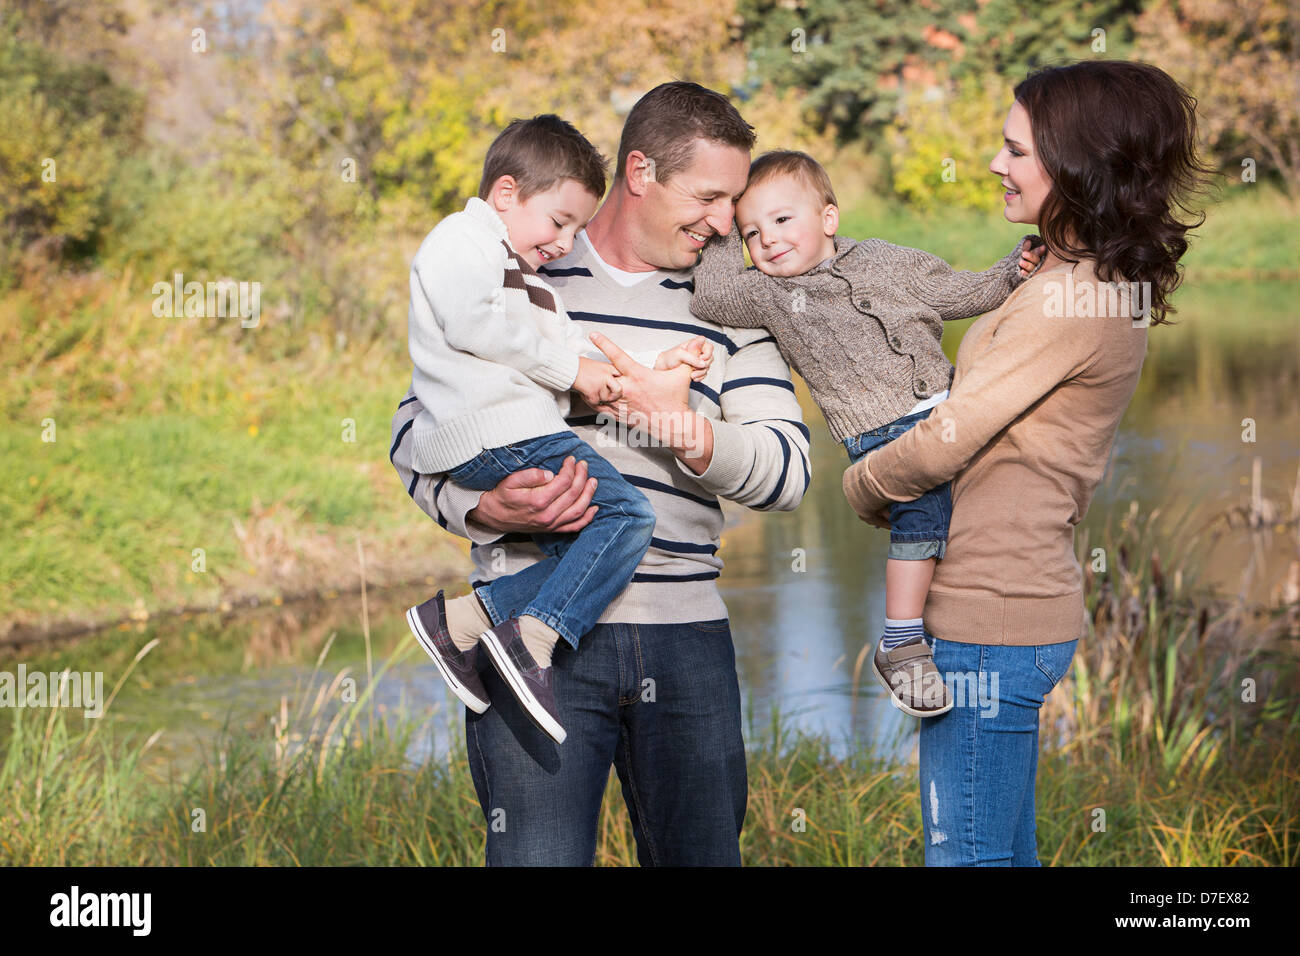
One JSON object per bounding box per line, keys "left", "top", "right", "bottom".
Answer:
{"left": 1136, "top": 0, "right": 1299, "bottom": 197}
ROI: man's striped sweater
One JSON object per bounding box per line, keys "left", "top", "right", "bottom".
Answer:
{"left": 390, "top": 230, "right": 812, "bottom": 625}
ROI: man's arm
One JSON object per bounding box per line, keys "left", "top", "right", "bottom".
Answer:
{"left": 390, "top": 396, "right": 502, "bottom": 544}
{"left": 687, "top": 329, "right": 811, "bottom": 511}
{"left": 587, "top": 329, "right": 810, "bottom": 513}
{"left": 872, "top": 235, "right": 1040, "bottom": 321}
{"left": 688, "top": 225, "right": 778, "bottom": 329}
{"left": 392, "top": 391, "right": 599, "bottom": 538}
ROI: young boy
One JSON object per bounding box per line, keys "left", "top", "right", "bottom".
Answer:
{"left": 690, "top": 150, "right": 1042, "bottom": 716}
{"left": 403, "top": 114, "right": 712, "bottom": 743}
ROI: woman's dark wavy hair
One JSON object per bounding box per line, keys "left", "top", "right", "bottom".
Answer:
{"left": 1014, "top": 60, "right": 1215, "bottom": 325}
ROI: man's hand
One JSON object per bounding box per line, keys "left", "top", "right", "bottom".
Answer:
{"left": 654, "top": 334, "right": 714, "bottom": 382}
{"left": 468, "top": 456, "right": 598, "bottom": 533}
{"left": 572, "top": 356, "right": 624, "bottom": 407}
{"left": 588, "top": 331, "right": 693, "bottom": 430}
{"left": 588, "top": 330, "right": 715, "bottom": 472}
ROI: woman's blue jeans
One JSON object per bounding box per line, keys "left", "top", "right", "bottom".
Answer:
{"left": 918, "top": 636, "right": 1078, "bottom": 866}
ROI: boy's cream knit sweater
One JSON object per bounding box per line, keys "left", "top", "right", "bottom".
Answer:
{"left": 842, "top": 259, "right": 1148, "bottom": 646}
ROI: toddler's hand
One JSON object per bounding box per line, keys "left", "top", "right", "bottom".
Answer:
{"left": 654, "top": 335, "right": 713, "bottom": 382}
{"left": 573, "top": 357, "right": 624, "bottom": 407}
{"left": 1019, "top": 238, "right": 1046, "bottom": 278}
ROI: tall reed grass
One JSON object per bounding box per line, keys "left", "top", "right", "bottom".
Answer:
{"left": 1, "top": 491, "right": 1295, "bottom": 866}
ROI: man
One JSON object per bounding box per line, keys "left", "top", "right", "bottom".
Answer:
{"left": 389, "top": 82, "right": 810, "bottom": 865}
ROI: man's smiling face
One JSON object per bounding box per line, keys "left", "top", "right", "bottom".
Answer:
{"left": 639, "top": 138, "right": 750, "bottom": 270}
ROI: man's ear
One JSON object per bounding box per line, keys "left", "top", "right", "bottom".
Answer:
{"left": 822, "top": 204, "right": 840, "bottom": 237}
{"left": 622, "top": 152, "right": 656, "bottom": 196}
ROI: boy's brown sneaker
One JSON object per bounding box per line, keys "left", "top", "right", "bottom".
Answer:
{"left": 871, "top": 637, "right": 953, "bottom": 717}
{"left": 406, "top": 591, "right": 491, "bottom": 714}
{"left": 479, "top": 618, "right": 566, "bottom": 744}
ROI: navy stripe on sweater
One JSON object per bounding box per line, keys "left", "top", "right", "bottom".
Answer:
{"left": 624, "top": 475, "right": 723, "bottom": 510}
{"left": 650, "top": 536, "right": 719, "bottom": 555}
{"left": 758, "top": 428, "right": 792, "bottom": 510}
{"left": 690, "top": 381, "right": 720, "bottom": 406}
{"left": 538, "top": 266, "right": 594, "bottom": 278}
{"left": 568, "top": 311, "right": 740, "bottom": 355}
{"left": 631, "top": 570, "right": 720, "bottom": 583}
{"left": 390, "top": 418, "right": 413, "bottom": 462}
{"left": 767, "top": 424, "right": 809, "bottom": 490}
{"left": 431, "top": 476, "right": 448, "bottom": 528}
{"left": 721, "top": 376, "right": 797, "bottom": 394}
{"left": 746, "top": 417, "right": 812, "bottom": 443}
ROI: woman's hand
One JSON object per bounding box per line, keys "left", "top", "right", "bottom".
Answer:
{"left": 859, "top": 505, "right": 892, "bottom": 530}
{"left": 842, "top": 459, "right": 893, "bottom": 529}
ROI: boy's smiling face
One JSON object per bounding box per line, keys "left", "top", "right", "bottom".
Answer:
{"left": 736, "top": 175, "right": 839, "bottom": 277}
{"left": 492, "top": 177, "right": 601, "bottom": 269}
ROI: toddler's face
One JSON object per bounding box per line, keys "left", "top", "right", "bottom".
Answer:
{"left": 735, "top": 176, "right": 838, "bottom": 278}
{"left": 498, "top": 178, "right": 601, "bottom": 270}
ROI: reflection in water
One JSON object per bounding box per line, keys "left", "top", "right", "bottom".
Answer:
{"left": 4, "top": 281, "right": 1297, "bottom": 768}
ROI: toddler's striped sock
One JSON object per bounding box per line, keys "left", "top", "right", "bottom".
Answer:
{"left": 881, "top": 616, "right": 926, "bottom": 650}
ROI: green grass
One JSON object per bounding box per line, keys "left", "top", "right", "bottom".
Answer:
{"left": 0, "top": 267, "right": 454, "bottom": 632}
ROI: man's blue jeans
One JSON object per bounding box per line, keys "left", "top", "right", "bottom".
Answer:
{"left": 464, "top": 617, "right": 748, "bottom": 866}
{"left": 447, "top": 430, "right": 656, "bottom": 649}
{"left": 918, "top": 636, "right": 1078, "bottom": 866}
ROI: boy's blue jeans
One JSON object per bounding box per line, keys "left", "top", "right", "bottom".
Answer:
{"left": 919, "top": 636, "right": 1078, "bottom": 866}
{"left": 843, "top": 407, "right": 952, "bottom": 560}
{"left": 446, "top": 430, "right": 656, "bottom": 649}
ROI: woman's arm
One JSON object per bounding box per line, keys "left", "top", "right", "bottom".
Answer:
{"left": 842, "top": 280, "right": 1101, "bottom": 520}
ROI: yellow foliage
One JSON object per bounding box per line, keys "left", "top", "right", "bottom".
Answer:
{"left": 887, "top": 72, "right": 1016, "bottom": 214}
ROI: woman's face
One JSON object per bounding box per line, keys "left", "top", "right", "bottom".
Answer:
{"left": 989, "top": 100, "right": 1053, "bottom": 225}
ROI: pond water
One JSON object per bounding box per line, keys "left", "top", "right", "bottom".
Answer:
{"left": 5, "top": 279, "right": 1298, "bottom": 770}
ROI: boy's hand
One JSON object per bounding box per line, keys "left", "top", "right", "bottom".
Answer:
{"left": 1019, "top": 238, "right": 1046, "bottom": 278}
{"left": 573, "top": 356, "right": 624, "bottom": 407}
{"left": 654, "top": 335, "right": 713, "bottom": 382}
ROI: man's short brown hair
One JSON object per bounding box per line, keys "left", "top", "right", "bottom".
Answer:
{"left": 745, "top": 150, "right": 838, "bottom": 208}
{"left": 478, "top": 114, "right": 608, "bottom": 203}
{"left": 615, "top": 82, "right": 756, "bottom": 185}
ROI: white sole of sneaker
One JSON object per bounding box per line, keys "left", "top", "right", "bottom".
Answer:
{"left": 870, "top": 646, "right": 955, "bottom": 718}
{"left": 478, "top": 627, "right": 567, "bottom": 744}
{"left": 405, "top": 605, "right": 490, "bottom": 714}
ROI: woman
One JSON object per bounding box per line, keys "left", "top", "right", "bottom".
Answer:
{"left": 842, "top": 60, "right": 1212, "bottom": 865}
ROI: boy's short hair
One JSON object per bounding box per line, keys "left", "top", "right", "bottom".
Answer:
{"left": 745, "top": 150, "right": 838, "bottom": 208}
{"left": 615, "top": 81, "right": 756, "bottom": 185}
{"left": 478, "top": 114, "right": 608, "bottom": 203}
